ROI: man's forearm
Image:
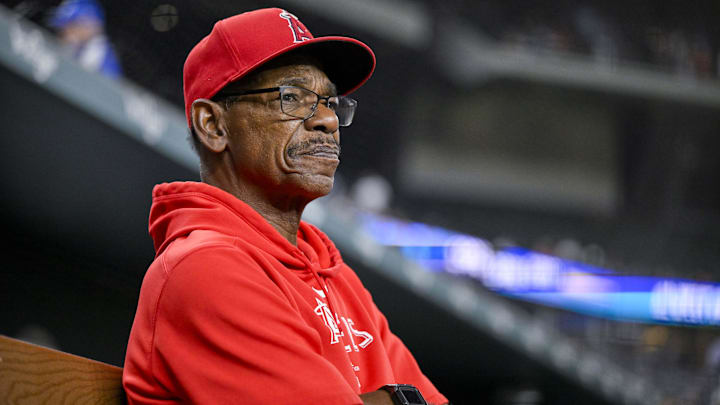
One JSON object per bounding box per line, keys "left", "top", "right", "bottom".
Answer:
{"left": 360, "top": 390, "right": 449, "bottom": 405}
{"left": 360, "top": 390, "right": 394, "bottom": 405}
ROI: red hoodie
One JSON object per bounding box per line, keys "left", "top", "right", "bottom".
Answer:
{"left": 123, "top": 182, "right": 447, "bottom": 405}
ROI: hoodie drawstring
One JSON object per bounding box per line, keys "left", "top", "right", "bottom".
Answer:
{"left": 292, "top": 251, "right": 343, "bottom": 342}
{"left": 292, "top": 251, "right": 328, "bottom": 293}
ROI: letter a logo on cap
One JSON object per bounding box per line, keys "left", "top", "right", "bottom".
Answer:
{"left": 279, "top": 10, "right": 311, "bottom": 43}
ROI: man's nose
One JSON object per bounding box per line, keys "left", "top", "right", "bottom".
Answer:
{"left": 304, "top": 103, "right": 339, "bottom": 134}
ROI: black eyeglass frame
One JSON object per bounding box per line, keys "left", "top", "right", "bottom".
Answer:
{"left": 215, "top": 85, "right": 357, "bottom": 127}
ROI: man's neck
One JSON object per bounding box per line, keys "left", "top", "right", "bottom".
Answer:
{"left": 203, "top": 174, "right": 308, "bottom": 246}
{"left": 246, "top": 196, "right": 305, "bottom": 246}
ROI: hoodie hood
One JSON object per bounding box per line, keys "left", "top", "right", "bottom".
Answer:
{"left": 149, "top": 181, "right": 343, "bottom": 276}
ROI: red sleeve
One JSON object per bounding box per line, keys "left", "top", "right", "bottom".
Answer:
{"left": 361, "top": 286, "right": 449, "bottom": 405}
{"left": 150, "top": 246, "right": 363, "bottom": 405}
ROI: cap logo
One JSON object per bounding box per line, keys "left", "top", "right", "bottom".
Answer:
{"left": 279, "top": 10, "right": 311, "bottom": 43}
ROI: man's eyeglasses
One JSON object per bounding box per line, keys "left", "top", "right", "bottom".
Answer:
{"left": 216, "top": 85, "right": 357, "bottom": 127}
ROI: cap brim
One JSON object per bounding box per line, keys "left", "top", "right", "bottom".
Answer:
{"left": 230, "top": 36, "right": 376, "bottom": 96}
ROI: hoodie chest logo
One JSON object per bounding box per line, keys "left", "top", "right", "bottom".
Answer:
{"left": 314, "top": 298, "right": 344, "bottom": 344}
{"left": 313, "top": 296, "right": 374, "bottom": 352}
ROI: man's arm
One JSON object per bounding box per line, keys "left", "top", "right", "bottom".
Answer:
{"left": 360, "top": 390, "right": 393, "bottom": 404}
{"left": 360, "top": 389, "right": 450, "bottom": 405}
{"left": 352, "top": 281, "right": 450, "bottom": 405}
{"left": 125, "top": 247, "right": 364, "bottom": 404}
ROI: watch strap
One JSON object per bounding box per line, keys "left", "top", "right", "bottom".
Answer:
{"left": 380, "top": 384, "right": 428, "bottom": 405}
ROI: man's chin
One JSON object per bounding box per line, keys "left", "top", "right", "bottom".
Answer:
{"left": 305, "top": 174, "right": 335, "bottom": 197}
{"left": 285, "top": 172, "right": 335, "bottom": 200}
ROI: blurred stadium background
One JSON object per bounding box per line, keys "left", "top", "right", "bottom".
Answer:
{"left": 1, "top": 0, "right": 720, "bottom": 404}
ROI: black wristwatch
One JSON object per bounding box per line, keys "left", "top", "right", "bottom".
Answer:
{"left": 381, "top": 384, "right": 428, "bottom": 405}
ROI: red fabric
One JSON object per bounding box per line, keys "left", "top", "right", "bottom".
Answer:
{"left": 123, "top": 181, "right": 447, "bottom": 405}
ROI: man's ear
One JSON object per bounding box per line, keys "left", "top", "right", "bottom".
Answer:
{"left": 191, "top": 99, "right": 229, "bottom": 153}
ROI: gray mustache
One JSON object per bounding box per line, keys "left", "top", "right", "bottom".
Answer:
{"left": 287, "top": 137, "right": 341, "bottom": 157}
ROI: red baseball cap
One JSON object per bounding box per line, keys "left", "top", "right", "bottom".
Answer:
{"left": 183, "top": 8, "right": 376, "bottom": 128}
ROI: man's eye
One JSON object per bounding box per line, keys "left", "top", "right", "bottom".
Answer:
{"left": 327, "top": 100, "right": 339, "bottom": 110}
{"left": 282, "top": 93, "right": 300, "bottom": 102}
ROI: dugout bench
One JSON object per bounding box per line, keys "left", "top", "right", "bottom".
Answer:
{"left": 0, "top": 335, "right": 125, "bottom": 405}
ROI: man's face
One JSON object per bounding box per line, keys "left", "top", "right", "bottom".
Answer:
{"left": 220, "top": 58, "right": 341, "bottom": 202}
{"left": 59, "top": 20, "right": 101, "bottom": 45}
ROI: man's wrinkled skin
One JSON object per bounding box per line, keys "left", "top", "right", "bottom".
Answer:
{"left": 191, "top": 55, "right": 342, "bottom": 246}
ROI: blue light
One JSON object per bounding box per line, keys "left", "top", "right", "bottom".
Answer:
{"left": 358, "top": 212, "right": 720, "bottom": 326}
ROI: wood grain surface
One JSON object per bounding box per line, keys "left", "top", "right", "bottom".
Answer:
{"left": 0, "top": 335, "right": 125, "bottom": 405}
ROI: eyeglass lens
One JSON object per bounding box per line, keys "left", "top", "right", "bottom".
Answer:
{"left": 279, "top": 86, "right": 356, "bottom": 127}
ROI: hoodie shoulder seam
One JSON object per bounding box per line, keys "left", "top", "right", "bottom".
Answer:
{"left": 147, "top": 253, "right": 170, "bottom": 383}
{"left": 163, "top": 240, "right": 248, "bottom": 275}
{"left": 148, "top": 242, "right": 249, "bottom": 383}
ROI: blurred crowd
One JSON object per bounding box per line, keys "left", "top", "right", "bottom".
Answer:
{"left": 462, "top": 1, "right": 718, "bottom": 78}
{"left": 14, "top": 0, "right": 121, "bottom": 77}
{"left": 549, "top": 308, "right": 720, "bottom": 405}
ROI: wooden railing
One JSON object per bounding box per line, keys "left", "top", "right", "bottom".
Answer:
{"left": 0, "top": 335, "right": 125, "bottom": 405}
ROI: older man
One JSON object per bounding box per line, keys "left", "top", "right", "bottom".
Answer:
{"left": 123, "top": 8, "right": 448, "bottom": 405}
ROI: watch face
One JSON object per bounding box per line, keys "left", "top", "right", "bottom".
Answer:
{"left": 399, "top": 387, "right": 426, "bottom": 404}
